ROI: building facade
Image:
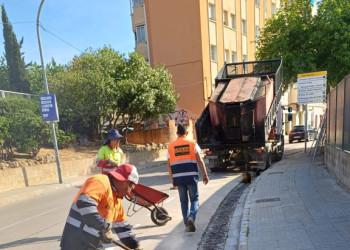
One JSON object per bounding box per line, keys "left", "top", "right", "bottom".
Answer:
{"left": 130, "top": 0, "right": 280, "bottom": 118}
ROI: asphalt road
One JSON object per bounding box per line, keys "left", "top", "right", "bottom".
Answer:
{"left": 0, "top": 162, "right": 243, "bottom": 250}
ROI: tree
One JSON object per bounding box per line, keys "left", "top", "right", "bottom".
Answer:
{"left": 0, "top": 56, "right": 9, "bottom": 90}
{"left": 27, "top": 59, "right": 65, "bottom": 95}
{"left": 256, "top": 0, "right": 350, "bottom": 90}
{"left": 50, "top": 46, "right": 124, "bottom": 138}
{"left": 1, "top": 5, "right": 30, "bottom": 93}
{"left": 312, "top": 0, "right": 350, "bottom": 87}
{"left": 256, "top": 0, "right": 316, "bottom": 90}
{"left": 113, "top": 52, "right": 178, "bottom": 140}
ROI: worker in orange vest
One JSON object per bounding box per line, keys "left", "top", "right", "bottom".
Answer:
{"left": 60, "top": 164, "right": 142, "bottom": 249}
{"left": 167, "top": 123, "right": 209, "bottom": 232}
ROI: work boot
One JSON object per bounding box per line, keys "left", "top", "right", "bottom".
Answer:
{"left": 186, "top": 217, "right": 196, "bottom": 232}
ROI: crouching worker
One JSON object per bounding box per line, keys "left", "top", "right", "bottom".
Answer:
{"left": 60, "top": 164, "right": 142, "bottom": 250}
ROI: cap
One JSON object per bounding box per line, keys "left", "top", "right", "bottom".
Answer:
{"left": 109, "top": 164, "right": 139, "bottom": 184}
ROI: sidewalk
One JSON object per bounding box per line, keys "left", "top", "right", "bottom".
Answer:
{"left": 0, "top": 161, "right": 166, "bottom": 207}
{"left": 232, "top": 148, "right": 350, "bottom": 250}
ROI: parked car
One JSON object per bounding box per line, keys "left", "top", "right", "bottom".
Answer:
{"left": 289, "top": 125, "right": 318, "bottom": 143}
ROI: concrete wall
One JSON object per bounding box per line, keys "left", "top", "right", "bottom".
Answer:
{"left": 0, "top": 149, "right": 168, "bottom": 192}
{"left": 325, "top": 145, "right": 350, "bottom": 190}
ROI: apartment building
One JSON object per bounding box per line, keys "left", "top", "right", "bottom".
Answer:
{"left": 130, "top": 0, "right": 280, "bottom": 118}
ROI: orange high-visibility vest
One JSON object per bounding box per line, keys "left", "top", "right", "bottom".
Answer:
{"left": 168, "top": 136, "right": 199, "bottom": 186}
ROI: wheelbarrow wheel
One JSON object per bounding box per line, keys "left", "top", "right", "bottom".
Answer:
{"left": 151, "top": 207, "right": 170, "bottom": 226}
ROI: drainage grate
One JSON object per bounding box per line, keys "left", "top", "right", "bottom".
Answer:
{"left": 256, "top": 197, "right": 280, "bottom": 203}
{"left": 268, "top": 172, "right": 283, "bottom": 174}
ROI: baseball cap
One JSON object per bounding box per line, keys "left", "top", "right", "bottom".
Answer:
{"left": 109, "top": 164, "right": 139, "bottom": 184}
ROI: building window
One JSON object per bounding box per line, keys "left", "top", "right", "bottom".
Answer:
{"left": 255, "top": 0, "right": 260, "bottom": 7}
{"left": 243, "top": 55, "right": 248, "bottom": 71}
{"left": 223, "top": 11, "right": 228, "bottom": 26}
{"left": 133, "top": 0, "right": 143, "bottom": 7}
{"left": 232, "top": 52, "right": 237, "bottom": 63}
{"left": 224, "top": 49, "right": 229, "bottom": 63}
{"left": 242, "top": 19, "right": 247, "bottom": 34}
{"left": 230, "top": 14, "right": 236, "bottom": 29}
{"left": 255, "top": 25, "right": 260, "bottom": 39}
{"left": 272, "top": 3, "right": 276, "bottom": 15}
{"left": 210, "top": 45, "right": 218, "bottom": 61}
{"left": 209, "top": 4, "right": 216, "bottom": 20}
{"left": 135, "top": 25, "right": 146, "bottom": 42}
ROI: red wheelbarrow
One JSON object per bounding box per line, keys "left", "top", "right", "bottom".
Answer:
{"left": 125, "top": 183, "right": 172, "bottom": 226}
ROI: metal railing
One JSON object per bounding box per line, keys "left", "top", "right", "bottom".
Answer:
{"left": 0, "top": 90, "right": 39, "bottom": 99}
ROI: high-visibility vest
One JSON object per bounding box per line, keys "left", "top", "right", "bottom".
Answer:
{"left": 168, "top": 136, "right": 198, "bottom": 186}
{"left": 60, "top": 174, "right": 138, "bottom": 249}
{"left": 96, "top": 145, "right": 123, "bottom": 174}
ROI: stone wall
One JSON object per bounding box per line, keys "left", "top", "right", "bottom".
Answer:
{"left": 0, "top": 149, "right": 168, "bottom": 192}
{"left": 325, "top": 145, "right": 350, "bottom": 190}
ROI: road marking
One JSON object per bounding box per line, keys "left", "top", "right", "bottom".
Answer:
{"left": 0, "top": 204, "right": 68, "bottom": 232}
{"left": 165, "top": 197, "right": 175, "bottom": 203}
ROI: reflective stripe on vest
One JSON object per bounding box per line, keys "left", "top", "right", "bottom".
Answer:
{"left": 66, "top": 215, "right": 99, "bottom": 237}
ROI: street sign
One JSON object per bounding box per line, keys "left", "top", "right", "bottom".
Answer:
{"left": 297, "top": 71, "right": 327, "bottom": 104}
{"left": 39, "top": 94, "right": 59, "bottom": 122}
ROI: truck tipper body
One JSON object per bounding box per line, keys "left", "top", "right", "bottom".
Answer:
{"left": 195, "top": 59, "right": 284, "bottom": 171}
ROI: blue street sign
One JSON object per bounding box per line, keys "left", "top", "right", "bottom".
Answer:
{"left": 40, "top": 94, "right": 59, "bottom": 122}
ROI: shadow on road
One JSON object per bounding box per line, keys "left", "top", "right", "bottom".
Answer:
{"left": 0, "top": 236, "right": 61, "bottom": 249}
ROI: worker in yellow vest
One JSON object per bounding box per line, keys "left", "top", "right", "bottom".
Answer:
{"left": 96, "top": 129, "right": 124, "bottom": 174}
{"left": 167, "top": 123, "right": 209, "bottom": 232}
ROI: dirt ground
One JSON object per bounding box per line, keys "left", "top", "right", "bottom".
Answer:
{"left": 11, "top": 141, "right": 101, "bottom": 163}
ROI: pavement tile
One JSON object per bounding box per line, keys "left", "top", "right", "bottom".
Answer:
{"left": 234, "top": 149, "right": 350, "bottom": 250}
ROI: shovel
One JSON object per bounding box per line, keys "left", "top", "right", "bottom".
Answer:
{"left": 112, "top": 238, "right": 131, "bottom": 250}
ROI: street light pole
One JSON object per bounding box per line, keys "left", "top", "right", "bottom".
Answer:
{"left": 36, "top": 0, "right": 63, "bottom": 183}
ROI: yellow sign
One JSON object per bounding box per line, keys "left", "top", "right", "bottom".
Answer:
{"left": 297, "top": 71, "right": 327, "bottom": 78}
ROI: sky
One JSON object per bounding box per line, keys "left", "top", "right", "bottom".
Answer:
{"left": 0, "top": 0, "right": 135, "bottom": 65}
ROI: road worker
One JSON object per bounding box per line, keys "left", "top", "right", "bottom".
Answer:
{"left": 96, "top": 129, "right": 124, "bottom": 174}
{"left": 167, "top": 123, "right": 209, "bottom": 232}
{"left": 60, "top": 164, "right": 142, "bottom": 250}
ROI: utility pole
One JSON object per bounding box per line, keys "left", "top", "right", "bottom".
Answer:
{"left": 36, "top": 0, "right": 63, "bottom": 183}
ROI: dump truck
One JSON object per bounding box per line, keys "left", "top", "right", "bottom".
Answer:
{"left": 195, "top": 59, "right": 284, "bottom": 172}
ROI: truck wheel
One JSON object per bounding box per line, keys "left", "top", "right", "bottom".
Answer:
{"left": 265, "top": 153, "right": 272, "bottom": 169}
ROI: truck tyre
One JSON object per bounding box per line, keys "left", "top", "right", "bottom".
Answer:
{"left": 265, "top": 153, "right": 272, "bottom": 169}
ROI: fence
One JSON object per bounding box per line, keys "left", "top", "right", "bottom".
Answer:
{"left": 327, "top": 75, "right": 350, "bottom": 151}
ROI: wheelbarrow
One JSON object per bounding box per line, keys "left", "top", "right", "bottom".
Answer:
{"left": 125, "top": 183, "right": 172, "bottom": 226}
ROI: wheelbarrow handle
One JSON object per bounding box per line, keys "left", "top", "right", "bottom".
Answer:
{"left": 112, "top": 238, "right": 131, "bottom": 250}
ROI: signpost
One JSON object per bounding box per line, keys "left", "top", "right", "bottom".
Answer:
{"left": 37, "top": 0, "right": 62, "bottom": 184}
{"left": 297, "top": 71, "right": 327, "bottom": 153}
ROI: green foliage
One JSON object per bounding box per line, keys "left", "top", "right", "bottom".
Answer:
{"left": 0, "top": 97, "right": 72, "bottom": 158}
{"left": 28, "top": 59, "right": 66, "bottom": 95}
{"left": 113, "top": 52, "right": 178, "bottom": 137}
{"left": 256, "top": 0, "right": 350, "bottom": 90}
{"left": 0, "top": 116, "right": 10, "bottom": 145}
{"left": 256, "top": 0, "right": 315, "bottom": 90}
{"left": 0, "top": 56, "right": 9, "bottom": 90}
{"left": 1, "top": 5, "right": 30, "bottom": 93}
{"left": 50, "top": 46, "right": 124, "bottom": 137}
{"left": 312, "top": 0, "right": 350, "bottom": 87}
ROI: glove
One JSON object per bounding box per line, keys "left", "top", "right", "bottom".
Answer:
{"left": 107, "top": 159, "right": 119, "bottom": 167}
{"left": 100, "top": 224, "right": 114, "bottom": 244}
